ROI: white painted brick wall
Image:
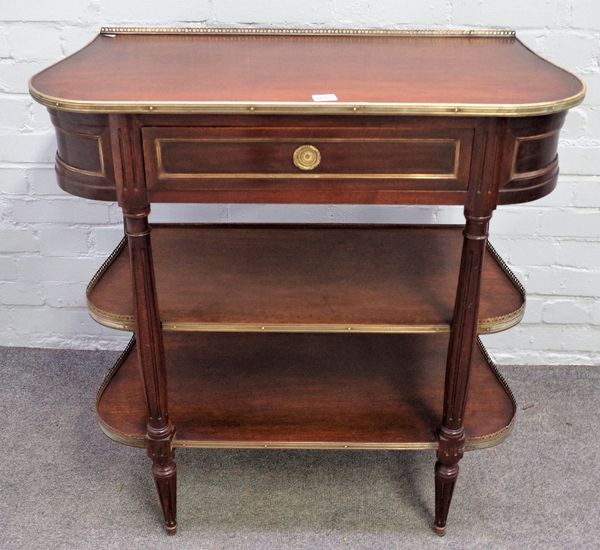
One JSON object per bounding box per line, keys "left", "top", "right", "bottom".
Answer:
{"left": 0, "top": 2, "right": 599, "bottom": 365}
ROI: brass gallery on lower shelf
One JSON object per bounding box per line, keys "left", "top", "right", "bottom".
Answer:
{"left": 96, "top": 337, "right": 515, "bottom": 452}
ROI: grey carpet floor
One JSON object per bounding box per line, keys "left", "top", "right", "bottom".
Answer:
{"left": 1, "top": 346, "right": 598, "bottom": 550}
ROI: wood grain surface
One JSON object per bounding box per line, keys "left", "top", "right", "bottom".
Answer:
{"left": 30, "top": 33, "right": 583, "bottom": 113}
{"left": 97, "top": 332, "right": 515, "bottom": 448}
{"left": 87, "top": 224, "right": 524, "bottom": 332}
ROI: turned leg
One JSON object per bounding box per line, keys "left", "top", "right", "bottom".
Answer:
{"left": 434, "top": 208, "right": 492, "bottom": 535}
{"left": 110, "top": 114, "right": 178, "bottom": 533}
{"left": 125, "top": 211, "right": 177, "bottom": 533}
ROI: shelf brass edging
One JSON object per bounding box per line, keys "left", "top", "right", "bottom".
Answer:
{"left": 86, "top": 235, "right": 129, "bottom": 328}
{"left": 86, "top": 238, "right": 525, "bottom": 335}
{"left": 28, "top": 26, "right": 585, "bottom": 117}
{"left": 467, "top": 338, "right": 517, "bottom": 451}
{"left": 95, "top": 337, "right": 515, "bottom": 450}
{"left": 96, "top": 336, "right": 146, "bottom": 448}
{"left": 478, "top": 240, "right": 527, "bottom": 333}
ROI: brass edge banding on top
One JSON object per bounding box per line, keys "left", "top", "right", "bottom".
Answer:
{"left": 29, "top": 87, "right": 586, "bottom": 117}
{"left": 100, "top": 27, "right": 516, "bottom": 37}
{"left": 96, "top": 337, "right": 515, "bottom": 450}
{"left": 86, "top": 237, "right": 525, "bottom": 335}
{"left": 514, "top": 36, "right": 586, "bottom": 121}
{"left": 29, "top": 27, "right": 585, "bottom": 117}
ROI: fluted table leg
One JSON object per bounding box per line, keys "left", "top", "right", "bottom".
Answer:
{"left": 434, "top": 212, "right": 492, "bottom": 536}
{"left": 125, "top": 211, "right": 177, "bottom": 534}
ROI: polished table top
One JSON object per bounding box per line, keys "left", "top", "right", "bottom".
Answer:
{"left": 29, "top": 27, "right": 584, "bottom": 116}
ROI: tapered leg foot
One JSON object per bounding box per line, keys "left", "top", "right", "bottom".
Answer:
{"left": 433, "top": 460, "right": 459, "bottom": 536}
{"left": 153, "top": 461, "right": 177, "bottom": 534}
{"left": 148, "top": 438, "right": 177, "bottom": 534}
{"left": 433, "top": 524, "right": 446, "bottom": 537}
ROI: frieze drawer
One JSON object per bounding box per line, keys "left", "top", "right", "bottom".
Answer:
{"left": 141, "top": 125, "right": 475, "bottom": 203}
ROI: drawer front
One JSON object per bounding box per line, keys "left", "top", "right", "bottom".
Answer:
{"left": 142, "top": 126, "right": 474, "bottom": 204}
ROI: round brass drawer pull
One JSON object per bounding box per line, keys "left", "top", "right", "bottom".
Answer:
{"left": 293, "top": 144, "right": 321, "bottom": 171}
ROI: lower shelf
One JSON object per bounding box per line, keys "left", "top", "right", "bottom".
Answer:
{"left": 97, "top": 333, "right": 516, "bottom": 451}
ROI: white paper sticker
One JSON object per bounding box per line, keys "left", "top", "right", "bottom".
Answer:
{"left": 311, "top": 93, "right": 338, "bottom": 102}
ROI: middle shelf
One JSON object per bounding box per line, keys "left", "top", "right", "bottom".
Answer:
{"left": 87, "top": 224, "right": 525, "bottom": 334}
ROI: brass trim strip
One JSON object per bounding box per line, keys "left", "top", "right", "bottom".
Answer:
{"left": 487, "top": 240, "right": 526, "bottom": 296}
{"left": 95, "top": 336, "right": 145, "bottom": 448}
{"left": 510, "top": 129, "right": 560, "bottom": 179}
{"left": 478, "top": 240, "right": 526, "bottom": 333}
{"left": 97, "top": 431, "right": 513, "bottom": 451}
{"left": 100, "top": 27, "right": 517, "bottom": 37}
{"left": 29, "top": 86, "right": 586, "bottom": 117}
{"left": 511, "top": 157, "right": 559, "bottom": 182}
{"left": 86, "top": 235, "right": 127, "bottom": 295}
{"left": 155, "top": 137, "right": 460, "bottom": 180}
{"left": 514, "top": 129, "right": 561, "bottom": 142}
{"left": 88, "top": 302, "right": 132, "bottom": 331}
{"left": 174, "top": 440, "right": 438, "bottom": 450}
{"left": 88, "top": 300, "right": 525, "bottom": 334}
{"left": 56, "top": 154, "right": 105, "bottom": 179}
{"left": 95, "top": 337, "right": 515, "bottom": 451}
{"left": 97, "top": 417, "right": 145, "bottom": 448}
{"left": 86, "top": 236, "right": 525, "bottom": 335}
{"left": 477, "top": 303, "right": 525, "bottom": 334}
{"left": 88, "top": 307, "right": 524, "bottom": 334}
{"left": 55, "top": 127, "right": 106, "bottom": 177}
{"left": 157, "top": 174, "right": 458, "bottom": 181}
{"left": 469, "top": 338, "right": 517, "bottom": 450}
{"left": 169, "top": 323, "right": 446, "bottom": 334}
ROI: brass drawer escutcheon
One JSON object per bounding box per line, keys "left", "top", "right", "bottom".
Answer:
{"left": 293, "top": 144, "right": 321, "bottom": 171}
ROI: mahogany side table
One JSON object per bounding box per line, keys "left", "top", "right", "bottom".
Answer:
{"left": 29, "top": 27, "right": 584, "bottom": 535}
